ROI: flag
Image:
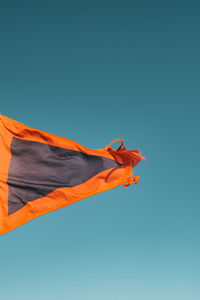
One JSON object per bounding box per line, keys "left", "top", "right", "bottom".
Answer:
{"left": 0, "top": 115, "right": 144, "bottom": 234}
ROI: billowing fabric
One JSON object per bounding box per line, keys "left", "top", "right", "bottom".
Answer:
{"left": 0, "top": 115, "right": 144, "bottom": 234}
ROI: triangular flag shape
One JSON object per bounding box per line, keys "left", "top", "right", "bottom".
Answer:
{"left": 0, "top": 115, "right": 144, "bottom": 234}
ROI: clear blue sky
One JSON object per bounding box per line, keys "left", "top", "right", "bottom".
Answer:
{"left": 0, "top": 1, "right": 199, "bottom": 299}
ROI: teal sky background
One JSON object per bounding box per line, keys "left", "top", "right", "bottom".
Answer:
{"left": 0, "top": 1, "right": 200, "bottom": 299}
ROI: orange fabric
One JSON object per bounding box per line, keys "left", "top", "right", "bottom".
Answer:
{"left": 123, "top": 176, "right": 140, "bottom": 187}
{"left": 0, "top": 115, "right": 144, "bottom": 234}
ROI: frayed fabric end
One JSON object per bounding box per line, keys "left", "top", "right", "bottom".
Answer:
{"left": 123, "top": 176, "right": 140, "bottom": 188}
{"left": 104, "top": 139, "right": 144, "bottom": 188}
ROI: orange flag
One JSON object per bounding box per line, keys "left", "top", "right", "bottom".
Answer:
{"left": 0, "top": 115, "right": 144, "bottom": 234}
